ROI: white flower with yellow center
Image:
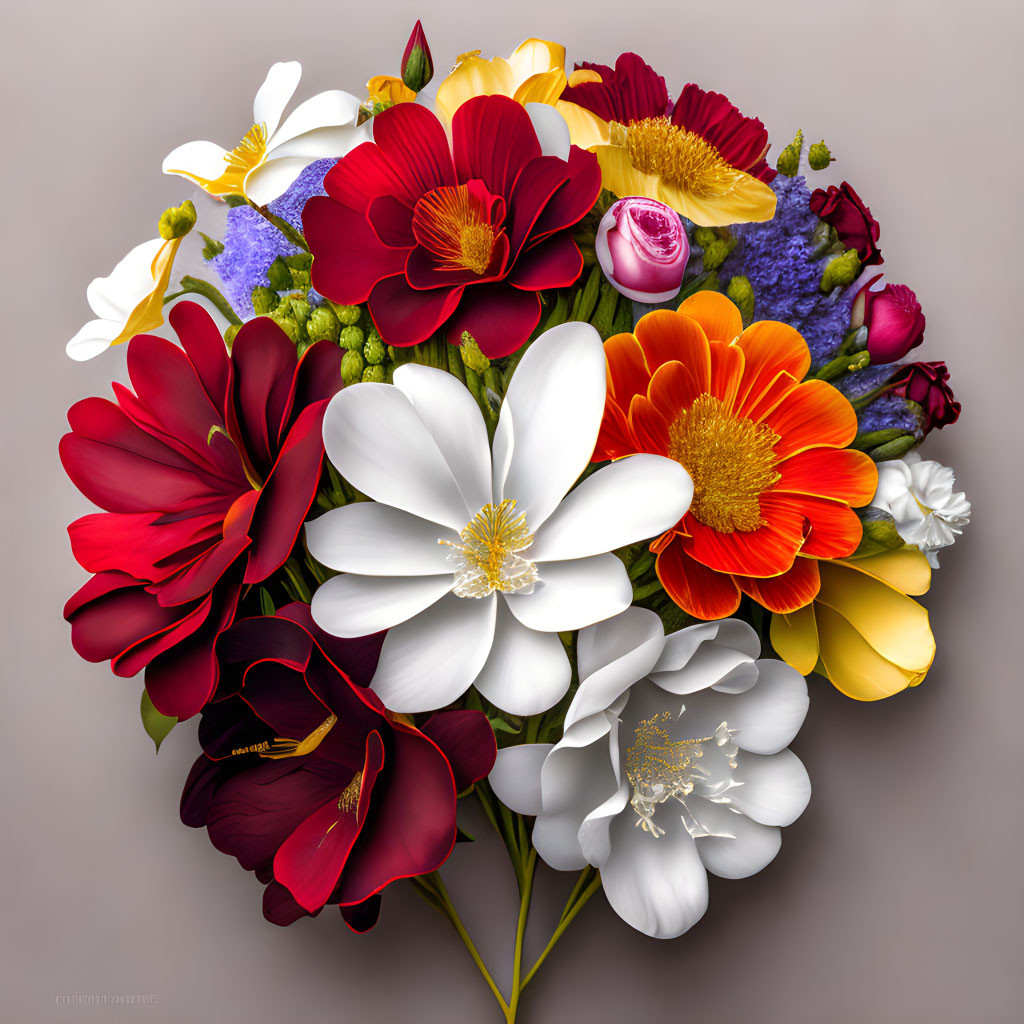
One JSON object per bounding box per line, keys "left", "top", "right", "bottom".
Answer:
{"left": 870, "top": 452, "right": 971, "bottom": 567}
{"left": 306, "top": 323, "right": 693, "bottom": 716}
{"left": 162, "top": 62, "right": 368, "bottom": 206}
{"left": 490, "top": 607, "right": 811, "bottom": 939}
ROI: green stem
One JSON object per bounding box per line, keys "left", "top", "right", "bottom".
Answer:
{"left": 282, "top": 558, "right": 312, "bottom": 603}
{"left": 521, "top": 873, "right": 602, "bottom": 990}
{"left": 505, "top": 849, "right": 538, "bottom": 1023}
{"left": 249, "top": 200, "right": 310, "bottom": 252}
{"left": 165, "top": 276, "right": 242, "bottom": 325}
{"left": 559, "top": 865, "right": 595, "bottom": 923}
{"left": 632, "top": 578, "right": 664, "bottom": 601}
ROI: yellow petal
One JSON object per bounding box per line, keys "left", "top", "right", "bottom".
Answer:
{"left": 592, "top": 143, "right": 662, "bottom": 200}
{"left": 507, "top": 38, "right": 566, "bottom": 82}
{"left": 513, "top": 68, "right": 568, "bottom": 107}
{"left": 111, "top": 237, "right": 183, "bottom": 347}
{"left": 658, "top": 169, "right": 778, "bottom": 227}
{"left": 567, "top": 68, "right": 603, "bottom": 87}
{"left": 843, "top": 547, "right": 932, "bottom": 597}
{"left": 436, "top": 55, "right": 515, "bottom": 125}
{"left": 367, "top": 75, "right": 417, "bottom": 106}
{"left": 555, "top": 101, "right": 611, "bottom": 150}
{"left": 770, "top": 604, "right": 820, "bottom": 676}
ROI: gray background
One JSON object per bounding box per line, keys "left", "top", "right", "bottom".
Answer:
{"left": 2, "top": 0, "right": 1021, "bottom": 1021}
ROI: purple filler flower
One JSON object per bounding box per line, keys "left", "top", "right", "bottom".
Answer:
{"left": 596, "top": 198, "right": 689, "bottom": 302}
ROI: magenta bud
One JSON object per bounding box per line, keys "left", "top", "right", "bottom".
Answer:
{"left": 853, "top": 274, "right": 926, "bottom": 363}
{"left": 595, "top": 197, "right": 689, "bottom": 303}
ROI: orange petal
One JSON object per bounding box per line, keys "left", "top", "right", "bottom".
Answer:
{"left": 775, "top": 447, "right": 878, "bottom": 506}
{"left": 765, "top": 492, "right": 862, "bottom": 559}
{"left": 708, "top": 339, "right": 744, "bottom": 410}
{"left": 593, "top": 407, "right": 634, "bottom": 462}
{"left": 634, "top": 308, "right": 711, "bottom": 381}
{"left": 735, "top": 556, "right": 821, "bottom": 614}
{"left": 657, "top": 538, "right": 741, "bottom": 620}
{"left": 761, "top": 379, "right": 858, "bottom": 458}
{"left": 604, "top": 332, "right": 650, "bottom": 408}
{"left": 741, "top": 369, "right": 798, "bottom": 424}
{"left": 734, "top": 320, "right": 811, "bottom": 415}
{"left": 685, "top": 506, "right": 804, "bottom": 578}
{"left": 647, "top": 360, "right": 705, "bottom": 421}
{"left": 627, "top": 394, "right": 671, "bottom": 454}
{"left": 676, "top": 291, "right": 743, "bottom": 343}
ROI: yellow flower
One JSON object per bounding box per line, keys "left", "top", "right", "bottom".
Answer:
{"left": 435, "top": 39, "right": 567, "bottom": 125}
{"left": 366, "top": 75, "right": 418, "bottom": 111}
{"left": 770, "top": 548, "right": 936, "bottom": 701}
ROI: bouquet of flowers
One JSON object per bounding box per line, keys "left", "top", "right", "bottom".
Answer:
{"left": 60, "top": 24, "right": 971, "bottom": 1021}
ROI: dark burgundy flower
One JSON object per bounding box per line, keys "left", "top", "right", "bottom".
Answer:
{"left": 855, "top": 275, "right": 926, "bottom": 362}
{"left": 809, "top": 181, "right": 883, "bottom": 266}
{"left": 560, "top": 53, "right": 671, "bottom": 123}
{"left": 303, "top": 95, "right": 601, "bottom": 358}
{"left": 887, "top": 360, "right": 961, "bottom": 433}
{"left": 181, "top": 604, "right": 496, "bottom": 929}
{"left": 61, "top": 302, "right": 342, "bottom": 719}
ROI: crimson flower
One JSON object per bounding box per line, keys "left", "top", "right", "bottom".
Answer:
{"left": 887, "top": 360, "right": 961, "bottom": 433}
{"left": 181, "top": 604, "right": 496, "bottom": 929}
{"left": 61, "top": 302, "right": 341, "bottom": 720}
{"left": 303, "top": 95, "right": 601, "bottom": 358}
{"left": 809, "top": 181, "right": 882, "bottom": 266}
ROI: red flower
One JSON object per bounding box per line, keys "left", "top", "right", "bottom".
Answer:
{"left": 61, "top": 302, "right": 341, "bottom": 719}
{"left": 181, "top": 604, "right": 496, "bottom": 929}
{"left": 855, "top": 275, "right": 926, "bottom": 363}
{"left": 303, "top": 95, "right": 601, "bottom": 358}
{"left": 809, "top": 181, "right": 883, "bottom": 266}
{"left": 888, "top": 360, "right": 961, "bottom": 433}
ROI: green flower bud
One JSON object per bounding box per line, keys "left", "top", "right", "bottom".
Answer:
{"left": 199, "top": 232, "right": 224, "bottom": 260}
{"left": 285, "top": 252, "right": 313, "bottom": 272}
{"left": 251, "top": 286, "right": 279, "bottom": 316}
{"left": 869, "top": 433, "right": 918, "bottom": 461}
{"left": 726, "top": 275, "right": 755, "bottom": 325}
{"left": 332, "top": 303, "right": 362, "bottom": 326}
{"left": 341, "top": 349, "right": 365, "bottom": 385}
{"left": 266, "top": 256, "right": 292, "bottom": 292}
{"left": 401, "top": 22, "right": 433, "bottom": 92}
{"left": 223, "top": 324, "right": 241, "bottom": 349}
{"left": 460, "top": 332, "right": 490, "bottom": 374}
{"left": 364, "top": 333, "right": 386, "bottom": 365}
{"left": 306, "top": 305, "right": 341, "bottom": 343}
{"left": 701, "top": 238, "right": 733, "bottom": 272}
{"left": 361, "top": 364, "right": 387, "bottom": 383}
{"left": 808, "top": 140, "right": 833, "bottom": 171}
{"left": 339, "top": 325, "right": 365, "bottom": 352}
{"left": 692, "top": 227, "right": 717, "bottom": 250}
{"left": 269, "top": 313, "right": 300, "bottom": 344}
{"left": 158, "top": 199, "right": 197, "bottom": 240}
{"left": 820, "top": 248, "right": 862, "bottom": 293}
{"left": 289, "top": 297, "right": 311, "bottom": 331}
{"left": 776, "top": 130, "right": 804, "bottom": 177}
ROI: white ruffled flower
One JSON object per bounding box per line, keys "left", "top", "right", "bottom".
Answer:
{"left": 66, "top": 236, "right": 183, "bottom": 361}
{"left": 162, "top": 62, "right": 368, "bottom": 205}
{"left": 870, "top": 451, "right": 971, "bottom": 567}
{"left": 490, "top": 607, "right": 811, "bottom": 939}
{"left": 306, "top": 323, "right": 693, "bottom": 717}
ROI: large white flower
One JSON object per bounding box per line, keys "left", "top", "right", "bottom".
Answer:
{"left": 66, "top": 235, "right": 183, "bottom": 361}
{"left": 870, "top": 451, "right": 971, "bottom": 567}
{"left": 306, "top": 323, "right": 692, "bottom": 716}
{"left": 490, "top": 607, "right": 811, "bottom": 939}
{"left": 162, "top": 62, "right": 368, "bottom": 206}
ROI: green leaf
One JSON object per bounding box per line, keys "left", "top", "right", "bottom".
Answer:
{"left": 259, "top": 587, "right": 276, "bottom": 617}
{"left": 222, "top": 194, "right": 248, "bottom": 208}
{"left": 852, "top": 516, "right": 906, "bottom": 558}
{"left": 141, "top": 690, "right": 177, "bottom": 753}
{"left": 488, "top": 715, "right": 523, "bottom": 735}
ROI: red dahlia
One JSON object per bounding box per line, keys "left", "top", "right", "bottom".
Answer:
{"left": 303, "top": 94, "right": 602, "bottom": 358}
{"left": 61, "top": 302, "right": 341, "bottom": 719}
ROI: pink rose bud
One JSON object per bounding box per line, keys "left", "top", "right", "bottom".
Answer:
{"left": 596, "top": 197, "right": 689, "bottom": 303}
{"left": 852, "top": 275, "right": 926, "bottom": 363}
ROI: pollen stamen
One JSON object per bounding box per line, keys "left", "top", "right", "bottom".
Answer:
{"left": 413, "top": 184, "right": 499, "bottom": 275}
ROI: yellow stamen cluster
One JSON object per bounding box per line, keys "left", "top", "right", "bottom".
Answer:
{"left": 615, "top": 117, "right": 741, "bottom": 198}
{"left": 258, "top": 713, "right": 338, "bottom": 760}
{"left": 414, "top": 185, "right": 497, "bottom": 275}
{"left": 441, "top": 499, "right": 539, "bottom": 598}
{"left": 225, "top": 122, "right": 269, "bottom": 177}
{"left": 337, "top": 771, "right": 363, "bottom": 814}
{"left": 668, "top": 394, "right": 780, "bottom": 534}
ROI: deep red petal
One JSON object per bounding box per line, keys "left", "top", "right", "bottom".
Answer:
{"left": 506, "top": 155, "right": 569, "bottom": 259}
{"left": 367, "top": 194, "right": 417, "bottom": 248}
{"left": 371, "top": 102, "right": 456, "bottom": 197}
{"left": 507, "top": 232, "right": 583, "bottom": 290}
{"left": 264, "top": 881, "right": 317, "bottom": 926}
{"left": 323, "top": 140, "right": 416, "bottom": 212}
{"left": 443, "top": 283, "right": 540, "bottom": 358}
{"left": 671, "top": 83, "right": 768, "bottom": 171}
{"left": 339, "top": 894, "right": 381, "bottom": 932}
{"left": 284, "top": 340, "right": 343, "bottom": 446}
{"left": 170, "top": 302, "right": 230, "bottom": 414}
{"left": 420, "top": 710, "right": 497, "bottom": 792}
{"left": 452, "top": 95, "right": 541, "bottom": 200}
{"left": 367, "top": 275, "right": 463, "bottom": 346}
{"left": 528, "top": 146, "right": 602, "bottom": 242}
{"left": 560, "top": 52, "right": 669, "bottom": 123}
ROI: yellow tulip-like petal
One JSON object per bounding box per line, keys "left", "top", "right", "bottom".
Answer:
{"left": 506, "top": 38, "right": 566, "bottom": 83}
{"left": 112, "top": 236, "right": 184, "bottom": 347}
{"left": 554, "top": 100, "right": 611, "bottom": 150}
{"left": 366, "top": 75, "right": 417, "bottom": 108}
{"left": 567, "top": 68, "right": 603, "bottom": 87}
{"left": 770, "top": 550, "right": 936, "bottom": 701}
{"left": 514, "top": 68, "right": 568, "bottom": 107}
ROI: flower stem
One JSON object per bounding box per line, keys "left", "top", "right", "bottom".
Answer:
{"left": 249, "top": 200, "right": 310, "bottom": 252}
{"left": 164, "top": 275, "right": 242, "bottom": 325}
{"left": 504, "top": 849, "right": 538, "bottom": 1023}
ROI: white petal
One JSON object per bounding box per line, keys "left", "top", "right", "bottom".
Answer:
{"left": 496, "top": 321, "right": 607, "bottom": 529}
{"left": 722, "top": 659, "right": 809, "bottom": 754}
{"left": 267, "top": 121, "right": 371, "bottom": 160}
{"left": 86, "top": 238, "right": 164, "bottom": 320}
{"left": 648, "top": 641, "right": 755, "bottom": 697}
{"left": 578, "top": 780, "right": 630, "bottom": 867}
{"left": 244, "top": 156, "right": 314, "bottom": 206}
{"left": 310, "top": 572, "right": 451, "bottom": 637}
{"left": 727, "top": 749, "right": 811, "bottom": 827}
{"left": 162, "top": 140, "right": 231, "bottom": 181}
{"left": 253, "top": 61, "right": 302, "bottom": 138}
{"left": 692, "top": 799, "right": 782, "bottom": 879}
{"left": 525, "top": 102, "right": 570, "bottom": 160}
{"left": 600, "top": 811, "right": 709, "bottom": 938}
{"left": 503, "top": 554, "right": 631, "bottom": 633}
{"left": 489, "top": 744, "right": 552, "bottom": 816}
{"left": 394, "top": 364, "right": 493, "bottom": 514}
{"left": 568, "top": 608, "right": 666, "bottom": 728}
{"left": 370, "top": 592, "right": 497, "bottom": 713}
{"left": 474, "top": 600, "right": 570, "bottom": 715}
{"left": 304, "top": 504, "right": 457, "bottom": 575}
{"left": 532, "top": 813, "right": 590, "bottom": 871}
{"left": 322, "top": 383, "right": 471, "bottom": 531}
{"left": 653, "top": 618, "right": 760, "bottom": 674}
{"left": 66, "top": 319, "right": 120, "bottom": 361}
{"left": 270, "top": 90, "right": 361, "bottom": 146}
{"left": 528, "top": 454, "right": 692, "bottom": 562}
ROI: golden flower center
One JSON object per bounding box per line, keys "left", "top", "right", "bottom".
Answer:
{"left": 440, "top": 499, "right": 539, "bottom": 598}
{"left": 226, "top": 122, "right": 269, "bottom": 176}
{"left": 613, "top": 117, "right": 740, "bottom": 198}
{"left": 668, "top": 393, "right": 780, "bottom": 533}
{"left": 337, "top": 771, "right": 363, "bottom": 814}
{"left": 413, "top": 184, "right": 498, "bottom": 275}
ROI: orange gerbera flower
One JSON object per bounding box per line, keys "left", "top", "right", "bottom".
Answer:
{"left": 596, "top": 291, "right": 878, "bottom": 620}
